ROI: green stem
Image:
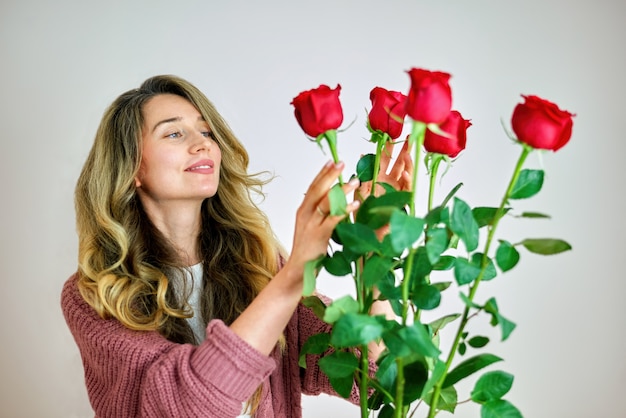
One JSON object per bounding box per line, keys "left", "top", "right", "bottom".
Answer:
{"left": 426, "top": 145, "right": 532, "bottom": 418}
{"left": 427, "top": 155, "right": 442, "bottom": 212}
{"left": 359, "top": 344, "right": 369, "bottom": 418}
{"left": 408, "top": 122, "right": 426, "bottom": 217}
{"left": 393, "top": 122, "right": 426, "bottom": 418}
{"left": 371, "top": 133, "right": 388, "bottom": 197}
{"left": 412, "top": 153, "right": 442, "bottom": 325}
{"left": 400, "top": 122, "right": 425, "bottom": 323}
{"left": 324, "top": 129, "right": 344, "bottom": 185}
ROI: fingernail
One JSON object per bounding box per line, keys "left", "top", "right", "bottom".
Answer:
{"left": 348, "top": 178, "right": 360, "bottom": 187}
{"left": 325, "top": 160, "right": 333, "bottom": 167}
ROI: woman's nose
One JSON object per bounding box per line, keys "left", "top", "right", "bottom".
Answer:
{"left": 191, "top": 132, "right": 212, "bottom": 152}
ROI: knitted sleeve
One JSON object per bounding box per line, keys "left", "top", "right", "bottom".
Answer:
{"left": 297, "top": 294, "right": 377, "bottom": 405}
{"left": 61, "top": 274, "right": 276, "bottom": 418}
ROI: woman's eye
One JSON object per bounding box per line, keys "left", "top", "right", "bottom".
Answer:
{"left": 166, "top": 132, "right": 182, "bottom": 139}
{"left": 201, "top": 131, "right": 212, "bottom": 138}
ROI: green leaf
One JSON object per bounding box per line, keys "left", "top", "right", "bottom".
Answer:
{"left": 471, "top": 370, "right": 514, "bottom": 403}
{"left": 471, "top": 253, "right": 497, "bottom": 281}
{"left": 412, "top": 284, "right": 441, "bottom": 310}
{"left": 459, "top": 292, "right": 482, "bottom": 309}
{"left": 428, "top": 313, "right": 461, "bottom": 335}
{"left": 432, "top": 281, "right": 452, "bottom": 292}
{"left": 318, "top": 350, "right": 359, "bottom": 378}
{"left": 454, "top": 257, "right": 482, "bottom": 285}
{"left": 497, "top": 315, "right": 516, "bottom": 341}
{"left": 472, "top": 207, "right": 511, "bottom": 228}
{"left": 378, "top": 404, "right": 395, "bottom": 418}
{"left": 328, "top": 374, "right": 355, "bottom": 399}
{"left": 443, "top": 354, "right": 503, "bottom": 388}
{"left": 426, "top": 227, "right": 450, "bottom": 264}
{"left": 328, "top": 183, "right": 348, "bottom": 216}
{"left": 362, "top": 254, "right": 393, "bottom": 287}
{"left": 356, "top": 191, "right": 412, "bottom": 228}
{"left": 459, "top": 342, "right": 467, "bottom": 355}
{"left": 519, "top": 211, "right": 550, "bottom": 219}
{"left": 425, "top": 385, "right": 458, "bottom": 413}
{"left": 440, "top": 182, "right": 464, "bottom": 208}
{"left": 509, "top": 169, "right": 544, "bottom": 200}
{"left": 409, "top": 246, "right": 433, "bottom": 280}
{"left": 303, "top": 255, "right": 324, "bottom": 296}
{"left": 468, "top": 336, "right": 490, "bottom": 348}
{"left": 432, "top": 255, "right": 455, "bottom": 270}
{"left": 335, "top": 222, "right": 380, "bottom": 254}
{"left": 375, "top": 353, "right": 398, "bottom": 392}
{"left": 421, "top": 359, "right": 447, "bottom": 400}
{"left": 480, "top": 399, "right": 523, "bottom": 418}
{"left": 389, "top": 211, "right": 425, "bottom": 253}
{"left": 520, "top": 238, "right": 572, "bottom": 255}
{"left": 382, "top": 322, "right": 440, "bottom": 358}
{"left": 301, "top": 295, "right": 327, "bottom": 320}
{"left": 403, "top": 358, "right": 429, "bottom": 403}
{"left": 425, "top": 205, "right": 445, "bottom": 226}
{"left": 323, "top": 295, "right": 359, "bottom": 324}
{"left": 299, "top": 333, "right": 331, "bottom": 368}
{"left": 455, "top": 254, "right": 496, "bottom": 285}
{"left": 484, "top": 298, "right": 517, "bottom": 341}
{"left": 450, "top": 197, "right": 479, "bottom": 252}
{"left": 495, "top": 240, "right": 520, "bottom": 272}
{"left": 356, "top": 153, "right": 376, "bottom": 182}
{"left": 323, "top": 251, "right": 353, "bottom": 276}
{"left": 377, "top": 271, "right": 401, "bottom": 300}
{"left": 330, "top": 313, "right": 385, "bottom": 348}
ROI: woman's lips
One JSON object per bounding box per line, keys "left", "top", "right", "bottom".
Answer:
{"left": 185, "top": 159, "right": 214, "bottom": 174}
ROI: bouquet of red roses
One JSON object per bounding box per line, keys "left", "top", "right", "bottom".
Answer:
{"left": 291, "top": 67, "right": 573, "bottom": 418}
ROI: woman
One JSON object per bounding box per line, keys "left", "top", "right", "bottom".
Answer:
{"left": 61, "top": 74, "right": 412, "bottom": 417}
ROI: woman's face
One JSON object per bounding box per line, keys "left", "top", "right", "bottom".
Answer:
{"left": 135, "top": 94, "right": 222, "bottom": 208}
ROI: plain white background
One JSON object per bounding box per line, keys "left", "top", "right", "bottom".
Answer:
{"left": 1, "top": 0, "right": 624, "bottom": 417}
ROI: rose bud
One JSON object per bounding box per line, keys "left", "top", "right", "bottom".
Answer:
{"left": 368, "top": 87, "right": 408, "bottom": 139}
{"left": 424, "top": 110, "right": 471, "bottom": 158}
{"left": 405, "top": 68, "right": 453, "bottom": 124}
{"left": 511, "top": 95, "right": 574, "bottom": 151}
{"left": 291, "top": 84, "right": 343, "bottom": 138}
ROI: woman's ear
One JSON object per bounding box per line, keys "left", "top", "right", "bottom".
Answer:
{"left": 135, "top": 177, "right": 142, "bottom": 188}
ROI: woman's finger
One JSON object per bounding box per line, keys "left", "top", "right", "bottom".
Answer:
{"left": 303, "top": 161, "right": 344, "bottom": 207}
{"left": 379, "top": 141, "right": 395, "bottom": 173}
{"left": 388, "top": 140, "right": 410, "bottom": 181}
{"left": 316, "top": 177, "right": 361, "bottom": 219}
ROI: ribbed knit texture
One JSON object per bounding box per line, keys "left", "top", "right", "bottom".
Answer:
{"left": 61, "top": 274, "right": 373, "bottom": 417}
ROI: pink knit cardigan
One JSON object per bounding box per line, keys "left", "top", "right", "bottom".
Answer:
{"left": 61, "top": 273, "right": 370, "bottom": 417}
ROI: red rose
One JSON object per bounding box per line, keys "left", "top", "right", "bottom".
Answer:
{"left": 511, "top": 95, "right": 574, "bottom": 151}
{"left": 424, "top": 110, "right": 471, "bottom": 158}
{"left": 291, "top": 84, "right": 343, "bottom": 138}
{"left": 405, "top": 68, "right": 452, "bottom": 124}
{"left": 368, "top": 87, "right": 408, "bottom": 139}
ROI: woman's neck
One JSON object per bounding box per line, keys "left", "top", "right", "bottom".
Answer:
{"left": 142, "top": 199, "right": 204, "bottom": 265}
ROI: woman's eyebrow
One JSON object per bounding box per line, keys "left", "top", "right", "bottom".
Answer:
{"left": 152, "top": 116, "right": 207, "bottom": 133}
{"left": 151, "top": 117, "right": 181, "bottom": 133}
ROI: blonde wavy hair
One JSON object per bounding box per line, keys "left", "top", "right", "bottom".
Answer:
{"left": 75, "top": 74, "right": 285, "bottom": 346}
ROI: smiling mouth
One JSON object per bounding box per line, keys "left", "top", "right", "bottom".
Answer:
{"left": 187, "top": 164, "right": 213, "bottom": 171}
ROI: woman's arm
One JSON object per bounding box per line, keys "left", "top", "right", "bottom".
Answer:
{"left": 229, "top": 161, "right": 360, "bottom": 355}
{"left": 61, "top": 274, "right": 274, "bottom": 418}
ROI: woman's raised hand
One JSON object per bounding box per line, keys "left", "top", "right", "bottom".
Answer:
{"left": 357, "top": 139, "right": 413, "bottom": 201}
{"left": 355, "top": 140, "right": 414, "bottom": 240}
{"left": 284, "top": 161, "right": 361, "bottom": 284}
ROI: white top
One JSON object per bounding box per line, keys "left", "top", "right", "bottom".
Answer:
{"left": 179, "top": 263, "right": 251, "bottom": 418}
{"left": 183, "top": 263, "right": 206, "bottom": 342}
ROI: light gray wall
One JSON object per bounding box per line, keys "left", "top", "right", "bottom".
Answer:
{"left": 1, "top": 1, "right": 624, "bottom": 417}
